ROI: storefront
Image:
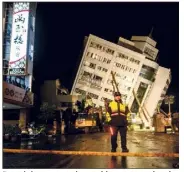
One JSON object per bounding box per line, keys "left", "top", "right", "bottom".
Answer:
{"left": 3, "top": 81, "right": 34, "bottom": 130}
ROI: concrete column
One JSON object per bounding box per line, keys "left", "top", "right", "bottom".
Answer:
{"left": 19, "top": 108, "right": 28, "bottom": 131}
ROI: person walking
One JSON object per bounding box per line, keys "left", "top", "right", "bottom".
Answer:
{"left": 106, "top": 92, "right": 130, "bottom": 152}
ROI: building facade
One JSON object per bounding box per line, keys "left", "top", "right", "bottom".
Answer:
{"left": 41, "top": 80, "right": 83, "bottom": 111}
{"left": 71, "top": 34, "right": 171, "bottom": 127}
{"left": 3, "top": 2, "right": 37, "bottom": 128}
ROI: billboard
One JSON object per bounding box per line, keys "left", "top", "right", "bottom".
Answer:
{"left": 3, "top": 82, "right": 26, "bottom": 102}
{"left": 3, "top": 82, "right": 34, "bottom": 105}
{"left": 9, "top": 2, "right": 30, "bottom": 75}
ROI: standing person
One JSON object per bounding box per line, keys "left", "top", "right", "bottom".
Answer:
{"left": 63, "top": 108, "right": 72, "bottom": 134}
{"left": 106, "top": 92, "right": 130, "bottom": 152}
{"left": 71, "top": 109, "right": 78, "bottom": 126}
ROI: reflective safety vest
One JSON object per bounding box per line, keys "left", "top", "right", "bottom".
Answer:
{"left": 106, "top": 100, "right": 130, "bottom": 126}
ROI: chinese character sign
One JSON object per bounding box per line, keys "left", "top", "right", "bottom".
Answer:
{"left": 9, "top": 2, "right": 30, "bottom": 75}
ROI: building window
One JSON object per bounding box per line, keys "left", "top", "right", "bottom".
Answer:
{"left": 117, "top": 52, "right": 129, "bottom": 60}
{"left": 139, "top": 65, "right": 156, "bottom": 81}
{"left": 75, "top": 88, "right": 86, "bottom": 95}
{"left": 97, "top": 66, "right": 102, "bottom": 70}
{"left": 81, "top": 71, "right": 92, "bottom": 82}
{"left": 144, "top": 47, "right": 155, "bottom": 58}
{"left": 90, "top": 41, "right": 102, "bottom": 50}
{"left": 107, "top": 60, "right": 111, "bottom": 64}
{"left": 104, "top": 88, "right": 108, "bottom": 92}
{"left": 92, "top": 75, "right": 103, "bottom": 86}
{"left": 89, "top": 63, "right": 96, "bottom": 69}
{"left": 129, "top": 58, "right": 140, "bottom": 65}
{"left": 130, "top": 82, "right": 148, "bottom": 113}
{"left": 102, "top": 68, "right": 108, "bottom": 72}
{"left": 88, "top": 92, "right": 99, "bottom": 99}
{"left": 103, "top": 58, "right": 107, "bottom": 63}
{"left": 116, "top": 63, "right": 121, "bottom": 68}
{"left": 121, "top": 65, "right": 125, "bottom": 69}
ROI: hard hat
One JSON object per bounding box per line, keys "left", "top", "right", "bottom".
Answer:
{"left": 114, "top": 92, "right": 121, "bottom": 97}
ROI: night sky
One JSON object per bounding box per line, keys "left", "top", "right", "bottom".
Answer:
{"left": 33, "top": 2, "right": 179, "bottom": 111}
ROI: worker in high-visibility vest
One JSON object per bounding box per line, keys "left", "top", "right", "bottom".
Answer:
{"left": 106, "top": 92, "right": 130, "bottom": 152}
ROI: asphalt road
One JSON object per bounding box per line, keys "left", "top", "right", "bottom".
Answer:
{"left": 3, "top": 131, "right": 179, "bottom": 169}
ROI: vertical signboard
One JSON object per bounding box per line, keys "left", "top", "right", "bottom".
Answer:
{"left": 9, "top": 2, "right": 30, "bottom": 75}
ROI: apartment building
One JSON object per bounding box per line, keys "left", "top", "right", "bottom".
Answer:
{"left": 71, "top": 34, "right": 171, "bottom": 127}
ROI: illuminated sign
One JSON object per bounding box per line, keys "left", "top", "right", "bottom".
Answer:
{"left": 3, "top": 82, "right": 34, "bottom": 105}
{"left": 9, "top": 68, "right": 25, "bottom": 75}
{"left": 9, "top": 2, "right": 30, "bottom": 75}
{"left": 3, "top": 82, "right": 26, "bottom": 102}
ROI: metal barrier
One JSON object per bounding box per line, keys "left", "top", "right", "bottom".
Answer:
{"left": 3, "top": 149, "right": 179, "bottom": 157}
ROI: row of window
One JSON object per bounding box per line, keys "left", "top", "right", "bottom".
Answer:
{"left": 116, "top": 52, "right": 140, "bottom": 65}
{"left": 75, "top": 88, "right": 129, "bottom": 103}
{"left": 115, "top": 63, "right": 136, "bottom": 73}
{"left": 87, "top": 52, "right": 111, "bottom": 64}
{"left": 144, "top": 47, "right": 155, "bottom": 58}
{"left": 116, "top": 52, "right": 128, "bottom": 60}
{"left": 105, "top": 78, "right": 131, "bottom": 91}
{"left": 88, "top": 92, "right": 99, "bottom": 99}
{"left": 83, "top": 61, "right": 96, "bottom": 69}
{"left": 101, "top": 97, "right": 112, "bottom": 102}
{"left": 97, "top": 66, "right": 108, "bottom": 73}
{"left": 83, "top": 61, "right": 108, "bottom": 73}
{"left": 104, "top": 88, "right": 113, "bottom": 93}
{"left": 89, "top": 42, "right": 115, "bottom": 55}
{"left": 104, "top": 88, "right": 128, "bottom": 98}
{"left": 75, "top": 88, "right": 86, "bottom": 95}
{"left": 112, "top": 72, "right": 134, "bottom": 83}
{"left": 80, "top": 71, "right": 103, "bottom": 86}
{"left": 90, "top": 83, "right": 102, "bottom": 91}
{"left": 129, "top": 57, "right": 140, "bottom": 65}
{"left": 75, "top": 88, "right": 99, "bottom": 100}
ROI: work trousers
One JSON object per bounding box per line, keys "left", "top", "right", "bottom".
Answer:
{"left": 111, "top": 126, "right": 127, "bottom": 150}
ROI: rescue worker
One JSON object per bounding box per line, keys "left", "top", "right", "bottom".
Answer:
{"left": 106, "top": 92, "right": 130, "bottom": 152}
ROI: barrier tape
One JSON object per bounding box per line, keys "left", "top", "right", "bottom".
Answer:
{"left": 3, "top": 149, "right": 179, "bottom": 157}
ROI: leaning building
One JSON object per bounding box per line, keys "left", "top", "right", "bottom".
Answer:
{"left": 71, "top": 34, "right": 171, "bottom": 127}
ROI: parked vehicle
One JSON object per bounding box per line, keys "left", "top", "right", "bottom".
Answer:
{"left": 75, "top": 113, "right": 101, "bottom": 133}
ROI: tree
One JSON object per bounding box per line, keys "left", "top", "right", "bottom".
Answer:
{"left": 38, "top": 102, "right": 56, "bottom": 123}
{"left": 164, "top": 95, "right": 175, "bottom": 115}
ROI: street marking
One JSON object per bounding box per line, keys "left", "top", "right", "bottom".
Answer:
{"left": 3, "top": 149, "right": 179, "bottom": 157}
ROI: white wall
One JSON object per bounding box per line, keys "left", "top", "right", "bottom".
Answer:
{"left": 71, "top": 34, "right": 146, "bottom": 107}
{"left": 144, "top": 66, "right": 171, "bottom": 118}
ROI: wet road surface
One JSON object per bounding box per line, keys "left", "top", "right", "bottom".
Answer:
{"left": 3, "top": 131, "right": 179, "bottom": 169}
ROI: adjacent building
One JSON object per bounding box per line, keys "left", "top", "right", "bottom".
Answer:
{"left": 3, "top": 2, "right": 37, "bottom": 128}
{"left": 71, "top": 34, "right": 171, "bottom": 127}
{"left": 41, "top": 80, "right": 83, "bottom": 112}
